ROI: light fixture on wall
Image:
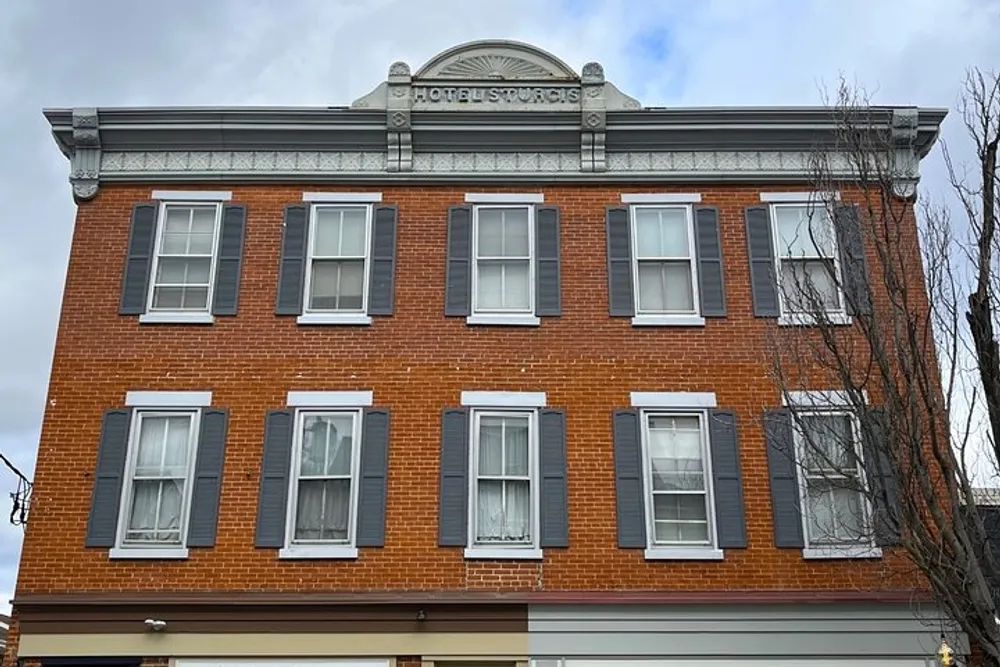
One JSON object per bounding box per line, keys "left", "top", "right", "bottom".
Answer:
{"left": 144, "top": 618, "right": 167, "bottom": 632}
{"left": 937, "top": 635, "right": 954, "bottom": 666}
{"left": 416, "top": 609, "right": 427, "bottom": 622}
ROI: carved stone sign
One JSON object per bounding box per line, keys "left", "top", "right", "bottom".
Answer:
{"left": 412, "top": 85, "right": 581, "bottom": 107}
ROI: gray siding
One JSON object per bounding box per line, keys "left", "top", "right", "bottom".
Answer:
{"left": 528, "top": 603, "right": 964, "bottom": 659}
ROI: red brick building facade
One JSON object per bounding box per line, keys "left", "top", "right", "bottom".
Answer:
{"left": 11, "top": 40, "right": 952, "bottom": 667}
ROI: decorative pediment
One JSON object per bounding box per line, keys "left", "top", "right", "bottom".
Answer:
{"left": 414, "top": 40, "right": 578, "bottom": 81}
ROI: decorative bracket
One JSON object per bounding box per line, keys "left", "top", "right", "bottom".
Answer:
{"left": 580, "top": 62, "right": 606, "bottom": 172}
{"left": 890, "top": 108, "right": 920, "bottom": 198}
{"left": 71, "top": 107, "right": 101, "bottom": 200}
{"left": 386, "top": 62, "right": 413, "bottom": 172}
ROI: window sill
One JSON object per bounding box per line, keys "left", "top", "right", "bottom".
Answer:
{"left": 802, "top": 545, "right": 882, "bottom": 560}
{"left": 778, "top": 312, "right": 852, "bottom": 327}
{"left": 644, "top": 547, "right": 724, "bottom": 560}
{"left": 466, "top": 314, "right": 540, "bottom": 327}
{"left": 138, "top": 312, "right": 215, "bottom": 325}
{"left": 296, "top": 313, "right": 372, "bottom": 326}
{"left": 464, "top": 547, "right": 543, "bottom": 560}
{"left": 631, "top": 314, "right": 706, "bottom": 327}
{"left": 278, "top": 545, "right": 359, "bottom": 559}
{"left": 109, "top": 547, "right": 189, "bottom": 560}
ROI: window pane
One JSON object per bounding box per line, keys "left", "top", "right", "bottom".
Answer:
{"left": 504, "top": 417, "right": 530, "bottom": 476}
{"left": 654, "top": 519, "right": 709, "bottom": 543}
{"left": 477, "top": 209, "right": 504, "bottom": 256}
{"left": 135, "top": 416, "right": 191, "bottom": 477}
{"left": 505, "top": 479, "right": 531, "bottom": 540}
{"left": 161, "top": 233, "right": 190, "bottom": 254}
{"left": 635, "top": 208, "right": 689, "bottom": 258}
{"left": 187, "top": 232, "right": 215, "bottom": 255}
{"left": 338, "top": 260, "right": 365, "bottom": 310}
{"left": 477, "top": 262, "right": 504, "bottom": 309}
{"left": 503, "top": 261, "right": 531, "bottom": 310}
{"left": 313, "top": 210, "right": 343, "bottom": 256}
{"left": 163, "top": 207, "right": 190, "bottom": 234}
{"left": 653, "top": 493, "right": 708, "bottom": 522}
{"left": 152, "top": 287, "right": 183, "bottom": 309}
{"left": 648, "top": 415, "right": 704, "bottom": 491}
{"left": 180, "top": 287, "right": 208, "bottom": 310}
{"left": 637, "top": 261, "right": 694, "bottom": 312}
{"left": 802, "top": 415, "right": 856, "bottom": 471}
{"left": 191, "top": 207, "right": 217, "bottom": 234}
{"left": 503, "top": 210, "right": 530, "bottom": 256}
{"left": 301, "top": 414, "right": 354, "bottom": 477}
{"left": 340, "top": 209, "right": 367, "bottom": 256}
{"left": 807, "top": 481, "right": 864, "bottom": 544}
{"left": 476, "top": 479, "right": 530, "bottom": 542}
{"left": 309, "top": 260, "right": 364, "bottom": 311}
{"left": 781, "top": 259, "right": 840, "bottom": 312}
{"left": 478, "top": 417, "right": 504, "bottom": 475}
{"left": 775, "top": 205, "right": 835, "bottom": 257}
{"left": 126, "top": 479, "right": 184, "bottom": 543}
{"left": 156, "top": 257, "right": 211, "bottom": 286}
{"left": 294, "top": 479, "right": 351, "bottom": 541}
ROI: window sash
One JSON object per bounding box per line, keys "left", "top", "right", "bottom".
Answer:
{"left": 630, "top": 205, "right": 699, "bottom": 316}
{"left": 641, "top": 411, "right": 714, "bottom": 547}
{"left": 771, "top": 204, "right": 845, "bottom": 315}
{"left": 794, "top": 410, "right": 873, "bottom": 547}
{"left": 303, "top": 205, "right": 371, "bottom": 314}
{"left": 470, "top": 409, "right": 536, "bottom": 546}
{"left": 287, "top": 409, "right": 361, "bottom": 546}
{"left": 147, "top": 204, "right": 221, "bottom": 313}
{"left": 472, "top": 205, "right": 534, "bottom": 315}
{"left": 118, "top": 409, "right": 199, "bottom": 547}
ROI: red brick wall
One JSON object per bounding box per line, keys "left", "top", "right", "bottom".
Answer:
{"left": 14, "top": 183, "right": 922, "bottom": 595}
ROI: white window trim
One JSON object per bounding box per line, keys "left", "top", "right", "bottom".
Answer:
{"left": 464, "top": 408, "right": 541, "bottom": 559}
{"left": 769, "top": 202, "right": 849, "bottom": 325}
{"left": 464, "top": 193, "right": 544, "bottom": 204}
{"left": 302, "top": 192, "right": 383, "bottom": 203}
{"left": 126, "top": 391, "right": 213, "bottom": 407}
{"left": 462, "top": 391, "right": 547, "bottom": 408}
{"left": 621, "top": 193, "right": 702, "bottom": 204}
{"left": 628, "top": 204, "right": 701, "bottom": 325}
{"left": 469, "top": 204, "right": 536, "bottom": 322}
{"left": 287, "top": 391, "right": 374, "bottom": 407}
{"left": 300, "top": 203, "right": 373, "bottom": 322}
{"left": 636, "top": 405, "right": 721, "bottom": 560}
{"left": 112, "top": 408, "right": 201, "bottom": 557}
{"left": 144, "top": 201, "right": 224, "bottom": 321}
{"left": 280, "top": 407, "right": 364, "bottom": 560}
{"left": 631, "top": 392, "right": 717, "bottom": 409}
{"left": 177, "top": 660, "right": 390, "bottom": 667}
{"left": 760, "top": 191, "right": 841, "bottom": 203}
{"left": 790, "top": 397, "right": 881, "bottom": 559}
{"left": 152, "top": 190, "right": 232, "bottom": 202}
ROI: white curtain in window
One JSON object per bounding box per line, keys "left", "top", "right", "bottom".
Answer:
{"left": 637, "top": 262, "right": 694, "bottom": 312}
{"left": 295, "top": 414, "right": 354, "bottom": 542}
{"left": 126, "top": 415, "right": 190, "bottom": 542}
{"left": 477, "top": 416, "right": 530, "bottom": 542}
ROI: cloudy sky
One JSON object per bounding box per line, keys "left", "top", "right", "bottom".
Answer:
{"left": 0, "top": 0, "right": 997, "bottom": 610}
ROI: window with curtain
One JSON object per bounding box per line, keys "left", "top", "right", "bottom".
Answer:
{"left": 632, "top": 206, "right": 697, "bottom": 314}
{"left": 291, "top": 411, "right": 358, "bottom": 544}
{"left": 797, "top": 412, "right": 870, "bottom": 545}
{"left": 122, "top": 411, "right": 198, "bottom": 545}
{"left": 473, "top": 411, "right": 533, "bottom": 544}
{"left": 772, "top": 204, "right": 843, "bottom": 314}
{"left": 473, "top": 206, "right": 533, "bottom": 314}
{"left": 149, "top": 204, "right": 220, "bottom": 312}
{"left": 643, "top": 413, "right": 713, "bottom": 546}
{"left": 306, "top": 206, "right": 369, "bottom": 312}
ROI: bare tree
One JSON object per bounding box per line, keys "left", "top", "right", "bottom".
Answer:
{"left": 766, "top": 71, "right": 1000, "bottom": 665}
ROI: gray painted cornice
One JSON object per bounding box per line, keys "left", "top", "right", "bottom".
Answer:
{"left": 43, "top": 40, "right": 948, "bottom": 200}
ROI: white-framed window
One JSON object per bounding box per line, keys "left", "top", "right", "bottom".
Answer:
{"left": 303, "top": 205, "right": 372, "bottom": 315}
{"left": 630, "top": 205, "right": 699, "bottom": 318}
{"left": 472, "top": 204, "right": 534, "bottom": 317}
{"left": 147, "top": 202, "right": 223, "bottom": 315}
{"left": 285, "top": 409, "right": 363, "bottom": 553}
{"left": 769, "top": 201, "right": 845, "bottom": 321}
{"left": 794, "top": 410, "right": 876, "bottom": 555}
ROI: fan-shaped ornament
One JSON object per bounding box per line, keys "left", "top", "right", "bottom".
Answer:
{"left": 439, "top": 55, "right": 554, "bottom": 80}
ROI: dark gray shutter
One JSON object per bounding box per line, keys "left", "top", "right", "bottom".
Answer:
{"left": 255, "top": 409, "right": 294, "bottom": 547}
{"left": 535, "top": 206, "right": 562, "bottom": 316}
{"left": 709, "top": 410, "right": 746, "bottom": 548}
{"left": 613, "top": 409, "right": 646, "bottom": 547}
{"left": 438, "top": 408, "right": 469, "bottom": 545}
{"left": 86, "top": 409, "right": 133, "bottom": 547}
{"left": 212, "top": 205, "right": 247, "bottom": 316}
{"left": 745, "top": 206, "right": 780, "bottom": 317}
{"left": 834, "top": 204, "right": 873, "bottom": 316}
{"left": 539, "top": 408, "right": 568, "bottom": 547}
{"left": 606, "top": 207, "right": 635, "bottom": 317}
{"left": 862, "top": 407, "right": 900, "bottom": 546}
{"left": 275, "top": 204, "right": 309, "bottom": 315}
{"left": 187, "top": 409, "right": 228, "bottom": 547}
{"left": 764, "top": 409, "right": 805, "bottom": 548}
{"left": 445, "top": 206, "right": 472, "bottom": 316}
{"left": 119, "top": 203, "right": 158, "bottom": 315}
{"left": 356, "top": 408, "right": 390, "bottom": 547}
{"left": 368, "top": 206, "right": 398, "bottom": 316}
{"left": 695, "top": 206, "right": 727, "bottom": 317}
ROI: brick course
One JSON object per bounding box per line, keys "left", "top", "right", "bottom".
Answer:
{"left": 14, "top": 182, "right": 922, "bottom": 598}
